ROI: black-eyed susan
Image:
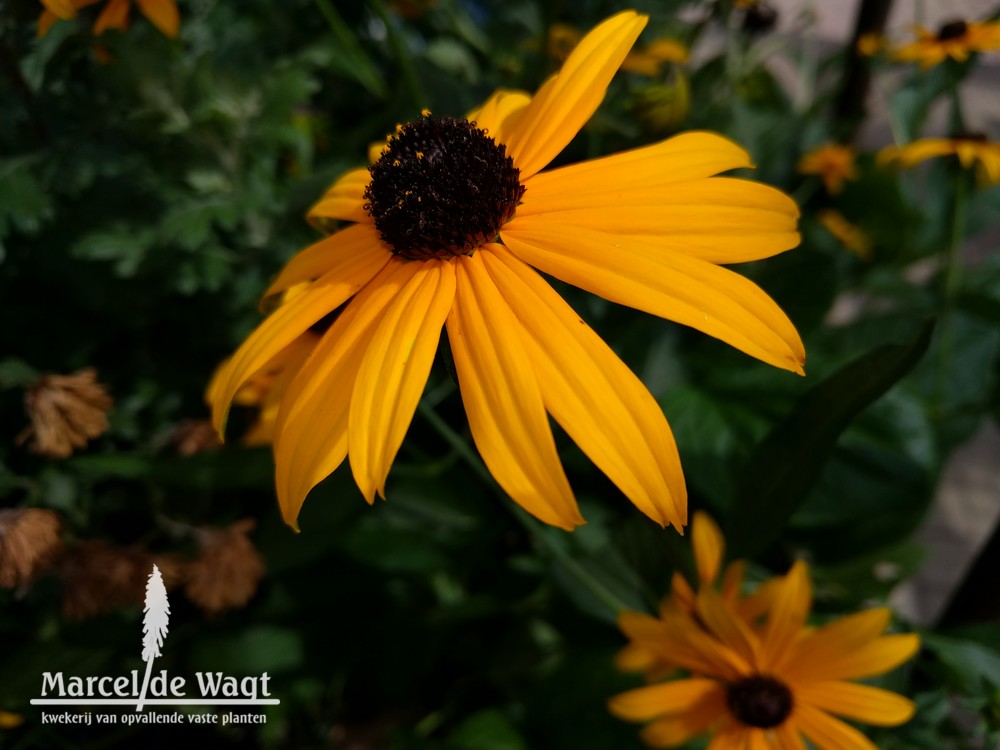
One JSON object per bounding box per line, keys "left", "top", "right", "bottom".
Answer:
{"left": 797, "top": 143, "right": 858, "bottom": 195}
{"left": 817, "top": 209, "right": 872, "bottom": 260}
{"left": 610, "top": 561, "right": 920, "bottom": 749}
{"left": 210, "top": 11, "right": 804, "bottom": 533}
{"left": 891, "top": 18, "right": 1000, "bottom": 68}
{"left": 38, "top": 0, "right": 180, "bottom": 38}
{"left": 622, "top": 38, "right": 689, "bottom": 76}
{"left": 616, "top": 512, "right": 776, "bottom": 678}
{"left": 878, "top": 133, "right": 1000, "bottom": 186}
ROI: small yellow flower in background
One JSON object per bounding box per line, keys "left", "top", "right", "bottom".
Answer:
{"left": 797, "top": 143, "right": 858, "bottom": 195}
{"left": 38, "top": 0, "right": 180, "bottom": 39}
{"left": 622, "top": 38, "right": 689, "bottom": 76}
{"left": 817, "top": 209, "right": 873, "bottom": 260}
{"left": 17, "top": 368, "right": 113, "bottom": 459}
{"left": 546, "top": 23, "right": 583, "bottom": 62}
{"left": 891, "top": 18, "right": 1000, "bottom": 68}
{"left": 0, "top": 711, "right": 25, "bottom": 730}
{"left": 857, "top": 31, "right": 885, "bottom": 57}
{"left": 211, "top": 11, "right": 804, "bottom": 534}
{"left": 878, "top": 134, "right": 1000, "bottom": 186}
{"left": 631, "top": 71, "right": 691, "bottom": 134}
{"left": 610, "top": 560, "right": 920, "bottom": 749}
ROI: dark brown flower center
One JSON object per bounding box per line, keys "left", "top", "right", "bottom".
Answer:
{"left": 950, "top": 130, "right": 987, "bottom": 143}
{"left": 937, "top": 20, "right": 968, "bottom": 41}
{"left": 364, "top": 115, "right": 524, "bottom": 261}
{"left": 726, "top": 675, "right": 794, "bottom": 728}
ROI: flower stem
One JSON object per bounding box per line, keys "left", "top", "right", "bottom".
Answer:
{"left": 416, "top": 401, "right": 632, "bottom": 617}
{"left": 934, "top": 169, "right": 969, "bottom": 419}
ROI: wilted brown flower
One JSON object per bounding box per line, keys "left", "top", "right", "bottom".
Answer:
{"left": 0, "top": 508, "right": 62, "bottom": 588}
{"left": 168, "top": 419, "right": 222, "bottom": 456}
{"left": 184, "top": 519, "right": 265, "bottom": 614}
{"left": 54, "top": 539, "right": 182, "bottom": 619}
{"left": 18, "top": 368, "right": 113, "bottom": 459}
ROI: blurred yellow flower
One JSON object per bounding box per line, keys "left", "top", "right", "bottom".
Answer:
{"left": 797, "top": 143, "right": 858, "bottom": 194}
{"left": 610, "top": 561, "right": 920, "bottom": 749}
{"left": 211, "top": 12, "right": 803, "bottom": 534}
{"left": 891, "top": 19, "right": 1000, "bottom": 68}
{"left": 622, "top": 38, "right": 689, "bottom": 76}
{"left": 616, "top": 512, "right": 777, "bottom": 678}
{"left": 38, "top": 0, "right": 180, "bottom": 38}
{"left": 817, "top": 209, "right": 872, "bottom": 260}
{"left": 878, "top": 134, "right": 1000, "bottom": 185}
{"left": 546, "top": 23, "right": 583, "bottom": 62}
{"left": 857, "top": 31, "right": 885, "bottom": 56}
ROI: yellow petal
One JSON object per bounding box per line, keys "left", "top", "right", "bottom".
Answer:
{"left": 796, "top": 634, "right": 921, "bottom": 682}
{"left": 692, "top": 510, "right": 724, "bottom": 586}
{"left": 796, "top": 681, "right": 915, "bottom": 726}
{"left": 135, "top": 0, "right": 179, "bottom": 37}
{"left": 695, "top": 590, "right": 761, "bottom": 668}
{"left": 211, "top": 244, "right": 390, "bottom": 434}
{"left": 771, "top": 723, "right": 807, "bottom": 750}
{"left": 466, "top": 89, "right": 532, "bottom": 146}
{"left": 877, "top": 139, "right": 955, "bottom": 169}
{"left": 503, "top": 11, "right": 647, "bottom": 178}
{"left": 447, "top": 253, "right": 583, "bottom": 529}
{"left": 793, "top": 703, "right": 878, "bottom": 750}
{"left": 272, "top": 260, "right": 415, "bottom": 528}
{"left": 639, "top": 687, "right": 727, "bottom": 748}
{"left": 93, "top": 0, "right": 130, "bottom": 34}
{"left": 661, "top": 610, "right": 750, "bottom": 680}
{"left": 608, "top": 678, "right": 721, "bottom": 721}
{"left": 40, "top": 0, "right": 77, "bottom": 20}
{"left": 523, "top": 131, "right": 753, "bottom": 194}
{"left": 264, "top": 223, "right": 389, "bottom": 300}
{"left": 788, "top": 608, "right": 891, "bottom": 670}
{"left": 500, "top": 222, "right": 805, "bottom": 374}
{"left": 762, "top": 561, "right": 812, "bottom": 670}
{"left": 38, "top": 10, "right": 60, "bottom": 37}
{"left": 349, "top": 259, "right": 456, "bottom": 501}
{"left": 306, "top": 167, "right": 372, "bottom": 228}
{"left": 707, "top": 726, "right": 752, "bottom": 750}
{"left": 481, "top": 245, "right": 686, "bottom": 530}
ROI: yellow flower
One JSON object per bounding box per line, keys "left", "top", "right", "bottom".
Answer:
{"left": 210, "top": 12, "right": 804, "bottom": 533}
{"left": 616, "top": 512, "right": 776, "bottom": 678}
{"left": 891, "top": 18, "right": 1000, "bottom": 68}
{"left": 878, "top": 134, "right": 1000, "bottom": 186}
{"left": 610, "top": 561, "right": 920, "bottom": 749}
{"left": 622, "top": 38, "right": 689, "bottom": 76}
{"left": 817, "top": 209, "right": 872, "bottom": 260}
{"left": 797, "top": 143, "right": 858, "bottom": 194}
{"left": 856, "top": 32, "right": 885, "bottom": 57}
{"left": 38, "top": 0, "right": 180, "bottom": 38}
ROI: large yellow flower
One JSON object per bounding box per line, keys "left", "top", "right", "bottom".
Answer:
{"left": 610, "top": 561, "right": 920, "bottom": 749}
{"left": 210, "top": 12, "right": 803, "bottom": 533}
{"left": 38, "top": 0, "right": 179, "bottom": 38}
{"left": 878, "top": 134, "right": 1000, "bottom": 185}
{"left": 891, "top": 18, "right": 1000, "bottom": 68}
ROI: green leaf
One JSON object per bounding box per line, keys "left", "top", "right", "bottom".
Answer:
{"left": 726, "top": 321, "right": 935, "bottom": 558}
{"left": 447, "top": 710, "right": 527, "bottom": 750}
{"left": 0, "top": 157, "right": 52, "bottom": 236}
{"left": 72, "top": 225, "right": 157, "bottom": 277}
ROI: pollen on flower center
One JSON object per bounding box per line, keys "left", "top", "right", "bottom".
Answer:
{"left": 936, "top": 20, "right": 968, "bottom": 40}
{"left": 726, "top": 675, "right": 794, "bottom": 729}
{"left": 363, "top": 114, "right": 525, "bottom": 261}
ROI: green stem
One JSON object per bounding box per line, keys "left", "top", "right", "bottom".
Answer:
{"left": 416, "top": 401, "right": 632, "bottom": 617}
{"left": 934, "top": 169, "right": 969, "bottom": 420}
{"left": 369, "top": 0, "right": 427, "bottom": 110}
{"left": 313, "top": 0, "right": 387, "bottom": 98}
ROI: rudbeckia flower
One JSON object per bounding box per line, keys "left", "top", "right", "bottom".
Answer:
{"left": 891, "top": 18, "right": 1000, "bottom": 68}
{"left": 210, "top": 11, "right": 803, "bottom": 533}
{"left": 878, "top": 133, "right": 1000, "bottom": 186}
{"left": 610, "top": 561, "right": 920, "bottom": 749}
{"left": 616, "top": 512, "right": 777, "bottom": 678}
{"left": 797, "top": 143, "right": 858, "bottom": 195}
{"left": 37, "top": 0, "right": 180, "bottom": 38}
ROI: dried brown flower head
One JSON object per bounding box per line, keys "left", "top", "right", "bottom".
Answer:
{"left": 54, "top": 540, "right": 182, "bottom": 619}
{"left": 18, "top": 368, "right": 113, "bottom": 458}
{"left": 184, "top": 519, "right": 265, "bottom": 614}
{"left": 0, "top": 508, "right": 62, "bottom": 588}
{"left": 168, "top": 419, "right": 222, "bottom": 456}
